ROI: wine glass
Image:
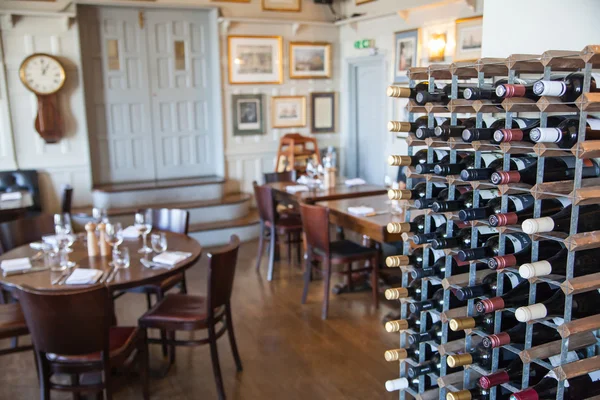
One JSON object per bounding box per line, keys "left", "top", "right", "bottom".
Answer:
{"left": 105, "top": 222, "right": 124, "bottom": 250}
{"left": 151, "top": 232, "right": 168, "bottom": 253}
{"left": 54, "top": 225, "right": 76, "bottom": 269}
{"left": 135, "top": 211, "right": 153, "bottom": 254}
{"left": 112, "top": 247, "right": 130, "bottom": 269}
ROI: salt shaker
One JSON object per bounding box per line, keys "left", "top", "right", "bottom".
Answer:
{"left": 85, "top": 222, "right": 99, "bottom": 257}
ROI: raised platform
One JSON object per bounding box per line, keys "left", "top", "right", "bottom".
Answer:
{"left": 188, "top": 209, "right": 261, "bottom": 247}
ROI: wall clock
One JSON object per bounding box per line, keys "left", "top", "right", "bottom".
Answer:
{"left": 19, "top": 53, "right": 66, "bottom": 144}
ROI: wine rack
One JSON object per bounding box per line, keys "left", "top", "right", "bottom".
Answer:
{"left": 386, "top": 44, "right": 600, "bottom": 400}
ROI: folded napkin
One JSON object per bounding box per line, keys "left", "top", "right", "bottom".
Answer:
{"left": 286, "top": 185, "right": 309, "bottom": 193}
{"left": 153, "top": 251, "right": 192, "bottom": 266}
{"left": 65, "top": 268, "right": 103, "bottom": 285}
{"left": 347, "top": 206, "right": 375, "bottom": 216}
{"left": 345, "top": 178, "right": 366, "bottom": 187}
{"left": 1, "top": 258, "right": 32, "bottom": 273}
{"left": 121, "top": 225, "right": 141, "bottom": 239}
{"left": 0, "top": 192, "right": 23, "bottom": 202}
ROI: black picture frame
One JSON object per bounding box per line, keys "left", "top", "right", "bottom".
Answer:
{"left": 232, "top": 94, "right": 265, "bottom": 136}
{"left": 310, "top": 92, "right": 336, "bottom": 134}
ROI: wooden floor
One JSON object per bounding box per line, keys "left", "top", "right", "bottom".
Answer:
{"left": 0, "top": 239, "right": 399, "bottom": 400}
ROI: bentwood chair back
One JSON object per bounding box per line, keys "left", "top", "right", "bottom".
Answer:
{"left": 263, "top": 170, "right": 296, "bottom": 184}
{"left": 0, "top": 214, "right": 54, "bottom": 255}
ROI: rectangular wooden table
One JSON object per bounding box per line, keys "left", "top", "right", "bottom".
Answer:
{"left": 317, "top": 195, "right": 405, "bottom": 244}
{"left": 267, "top": 181, "right": 388, "bottom": 205}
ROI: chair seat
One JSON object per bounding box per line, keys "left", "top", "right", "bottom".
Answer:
{"left": 0, "top": 303, "right": 28, "bottom": 338}
{"left": 313, "top": 240, "right": 378, "bottom": 264}
{"left": 124, "top": 272, "right": 184, "bottom": 295}
{"left": 265, "top": 217, "right": 303, "bottom": 233}
{"left": 139, "top": 294, "right": 224, "bottom": 331}
{"left": 47, "top": 326, "right": 140, "bottom": 364}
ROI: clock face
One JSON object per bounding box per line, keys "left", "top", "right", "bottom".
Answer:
{"left": 19, "top": 54, "right": 66, "bottom": 95}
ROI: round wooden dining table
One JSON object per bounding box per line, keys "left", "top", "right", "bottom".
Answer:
{"left": 0, "top": 231, "right": 202, "bottom": 292}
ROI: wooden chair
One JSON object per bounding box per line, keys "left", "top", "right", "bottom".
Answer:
{"left": 139, "top": 235, "right": 243, "bottom": 400}
{"left": 17, "top": 285, "right": 149, "bottom": 400}
{"left": 0, "top": 213, "right": 55, "bottom": 255}
{"left": 253, "top": 183, "right": 302, "bottom": 281}
{"left": 263, "top": 170, "right": 296, "bottom": 184}
{"left": 60, "top": 184, "right": 73, "bottom": 216}
{"left": 0, "top": 302, "right": 32, "bottom": 356}
{"left": 299, "top": 203, "right": 380, "bottom": 320}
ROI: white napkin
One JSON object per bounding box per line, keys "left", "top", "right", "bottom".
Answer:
{"left": 286, "top": 185, "right": 309, "bottom": 193}
{"left": 348, "top": 206, "right": 375, "bottom": 216}
{"left": 65, "top": 268, "right": 103, "bottom": 285}
{"left": 153, "top": 251, "right": 192, "bottom": 266}
{"left": 345, "top": 178, "right": 366, "bottom": 187}
{"left": 1, "top": 258, "right": 32, "bottom": 272}
{"left": 0, "top": 192, "right": 23, "bottom": 202}
{"left": 121, "top": 225, "right": 141, "bottom": 239}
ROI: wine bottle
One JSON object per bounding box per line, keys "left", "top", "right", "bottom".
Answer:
{"left": 409, "top": 288, "right": 466, "bottom": 314}
{"left": 447, "top": 346, "right": 494, "bottom": 369}
{"left": 458, "top": 193, "right": 536, "bottom": 221}
{"left": 479, "top": 358, "right": 548, "bottom": 390}
{"left": 519, "top": 248, "right": 600, "bottom": 278}
{"left": 482, "top": 322, "right": 560, "bottom": 350}
{"left": 407, "top": 353, "right": 462, "bottom": 379}
{"left": 475, "top": 282, "right": 556, "bottom": 314}
{"left": 489, "top": 197, "right": 570, "bottom": 227}
{"left": 533, "top": 72, "right": 600, "bottom": 103}
{"left": 487, "top": 240, "right": 565, "bottom": 270}
{"left": 495, "top": 82, "right": 538, "bottom": 100}
{"left": 388, "top": 181, "right": 446, "bottom": 200}
{"left": 447, "top": 388, "right": 508, "bottom": 400}
{"left": 385, "top": 375, "right": 438, "bottom": 392}
{"left": 493, "top": 116, "right": 566, "bottom": 143}
{"left": 462, "top": 78, "right": 510, "bottom": 103}
{"left": 530, "top": 117, "right": 600, "bottom": 148}
{"left": 457, "top": 232, "right": 531, "bottom": 262}
{"left": 386, "top": 247, "right": 446, "bottom": 269}
{"left": 462, "top": 118, "right": 536, "bottom": 143}
{"left": 387, "top": 214, "right": 446, "bottom": 235}
{"left": 411, "top": 256, "right": 480, "bottom": 280}
{"left": 490, "top": 157, "right": 600, "bottom": 185}
{"left": 414, "top": 186, "right": 472, "bottom": 210}
{"left": 460, "top": 157, "right": 537, "bottom": 182}
{"left": 510, "top": 367, "right": 600, "bottom": 399}
{"left": 385, "top": 311, "right": 441, "bottom": 333}
{"left": 434, "top": 153, "right": 503, "bottom": 176}
{"left": 431, "top": 226, "right": 498, "bottom": 251}
{"left": 450, "top": 312, "right": 518, "bottom": 334}
{"left": 411, "top": 218, "right": 465, "bottom": 245}
{"left": 384, "top": 279, "right": 442, "bottom": 300}
{"left": 432, "top": 189, "right": 500, "bottom": 213}
{"left": 455, "top": 271, "right": 523, "bottom": 301}
{"left": 415, "top": 119, "right": 450, "bottom": 140}
{"left": 515, "top": 290, "right": 600, "bottom": 322}
{"left": 388, "top": 149, "right": 449, "bottom": 168}
{"left": 387, "top": 82, "right": 433, "bottom": 99}
{"left": 407, "top": 320, "right": 464, "bottom": 345}
{"left": 434, "top": 117, "right": 482, "bottom": 140}
{"left": 388, "top": 115, "right": 438, "bottom": 133}
{"left": 521, "top": 204, "right": 600, "bottom": 235}
{"left": 416, "top": 152, "right": 469, "bottom": 174}
{"left": 384, "top": 345, "right": 435, "bottom": 362}
{"left": 415, "top": 83, "right": 469, "bottom": 105}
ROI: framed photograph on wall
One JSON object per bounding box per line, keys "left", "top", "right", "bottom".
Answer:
{"left": 232, "top": 94, "right": 265, "bottom": 136}
{"left": 454, "top": 16, "right": 483, "bottom": 62}
{"left": 262, "top": 0, "right": 301, "bottom": 12}
{"left": 289, "top": 42, "right": 332, "bottom": 79}
{"left": 310, "top": 92, "right": 336, "bottom": 134}
{"left": 227, "top": 36, "right": 283, "bottom": 84}
{"left": 393, "top": 29, "right": 419, "bottom": 83}
{"left": 272, "top": 96, "right": 306, "bottom": 128}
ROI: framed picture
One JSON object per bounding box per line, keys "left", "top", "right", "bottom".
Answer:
{"left": 232, "top": 94, "right": 265, "bottom": 136}
{"left": 310, "top": 92, "right": 336, "bottom": 134}
{"left": 289, "top": 42, "right": 332, "bottom": 79}
{"left": 227, "top": 36, "right": 283, "bottom": 84}
{"left": 212, "top": 0, "right": 249, "bottom": 2}
{"left": 454, "top": 16, "right": 483, "bottom": 62}
{"left": 393, "top": 29, "right": 419, "bottom": 83}
{"left": 356, "top": 0, "right": 375, "bottom": 4}
{"left": 272, "top": 96, "right": 306, "bottom": 128}
{"left": 262, "top": 0, "right": 301, "bottom": 12}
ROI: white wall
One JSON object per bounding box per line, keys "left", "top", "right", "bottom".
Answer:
{"left": 482, "top": 0, "right": 600, "bottom": 57}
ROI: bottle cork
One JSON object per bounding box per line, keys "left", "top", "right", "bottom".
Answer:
{"left": 387, "top": 155, "right": 412, "bottom": 166}
{"left": 85, "top": 222, "right": 99, "bottom": 257}
{"left": 385, "top": 319, "right": 409, "bottom": 333}
{"left": 449, "top": 317, "right": 476, "bottom": 331}
{"left": 446, "top": 390, "right": 473, "bottom": 400}
{"left": 97, "top": 222, "right": 110, "bottom": 257}
{"left": 385, "top": 378, "right": 409, "bottom": 392}
{"left": 386, "top": 86, "right": 411, "bottom": 98}
{"left": 388, "top": 189, "right": 412, "bottom": 200}
{"left": 388, "top": 121, "right": 411, "bottom": 132}
{"left": 385, "top": 287, "right": 409, "bottom": 300}
{"left": 387, "top": 222, "right": 411, "bottom": 233}
{"left": 386, "top": 255, "right": 410, "bottom": 267}
{"left": 447, "top": 354, "right": 473, "bottom": 368}
{"left": 384, "top": 349, "right": 408, "bottom": 362}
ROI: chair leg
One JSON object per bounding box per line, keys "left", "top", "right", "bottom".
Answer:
{"left": 155, "top": 290, "right": 168, "bottom": 358}
{"left": 225, "top": 304, "right": 243, "bottom": 372}
{"left": 145, "top": 293, "right": 153, "bottom": 310}
{"left": 70, "top": 374, "right": 82, "bottom": 400}
{"left": 267, "top": 226, "right": 276, "bottom": 281}
{"left": 301, "top": 247, "right": 312, "bottom": 304}
{"left": 168, "top": 331, "right": 176, "bottom": 365}
{"left": 180, "top": 273, "right": 188, "bottom": 294}
{"left": 322, "top": 258, "right": 332, "bottom": 320}
{"left": 346, "top": 263, "right": 354, "bottom": 292}
{"left": 208, "top": 324, "right": 226, "bottom": 400}
{"left": 255, "top": 221, "right": 266, "bottom": 271}
{"left": 139, "top": 330, "right": 150, "bottom": 400}
{"left": 287, "top": 232, "right": 292, "bottom": 264}
{"left": 296, "top": 232, "right": 302, "bottom": 264}
{"left": 36, "top": 352, "right": 51, "bottom": 400}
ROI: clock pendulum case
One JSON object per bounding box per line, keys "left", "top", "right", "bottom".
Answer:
{"left": 19, "top": 53, "right": 66, "bottom": 144}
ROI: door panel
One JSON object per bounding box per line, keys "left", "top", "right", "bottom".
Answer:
{"left": 80, "top": 7, "right": 156, "bottom": 184}
{"left": 145, "top": 10, "right": 215, "bottom": 179}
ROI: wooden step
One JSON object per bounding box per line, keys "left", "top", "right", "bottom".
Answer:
{"left": 93, "top": 176, "right": 225, "bottom": 193}
{"left": 188, "top": 209, "right": 261, "bottom": 246}
{"left": 189, "top": 209, "right": 260, "bottom": 233}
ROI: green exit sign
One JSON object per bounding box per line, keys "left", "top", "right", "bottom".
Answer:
{"left": 354, "top": 39, "right": 374, "bottom": 49}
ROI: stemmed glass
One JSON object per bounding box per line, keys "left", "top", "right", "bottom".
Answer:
{"left": 135, "top": 211, "right": 153, "bottom": 254}
{"left": 54, "top": 213, "right": 76, "bottom": 268}
{"left": 105, "top": 222, "right": 124, "bottom": 265}
{"left": 151, "top": 232, "right": 168, "bottom": 254}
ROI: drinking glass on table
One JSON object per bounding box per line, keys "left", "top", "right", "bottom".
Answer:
{"left": 54, "top": 213, "right": 75, "bottom": 253}
{"left": 135, "top": 211, "right": 153, "bottom": 254}
{"left": 151, "top": 232, "right": 168, "bottom": 254}
{"left": 54, "top": 225, "right": 75, "bottom": 269}
{"left": 112, "top": 247, "right": 130, "bottom": 269}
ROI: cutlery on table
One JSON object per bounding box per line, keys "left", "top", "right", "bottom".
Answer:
{"left": 101, "top": 266, "right": 115, "bottom": 284}
{"left": 51, "top": 269, "right": 70, "bottom": 285}
{"left": 3, "top": 266, "right": 51, "bottom": 277}
{"left": 58, "top": 269, "right": 75, "bottom": 285}
{"left": 140, "top": 258, "right": 172, "bottom": 270}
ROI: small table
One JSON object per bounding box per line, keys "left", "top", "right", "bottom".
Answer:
{"left": 267, "top": 181, "right": 388, "bottom": 205}
{"left": 0, "top": 192, "right": 34, "bottom": 223}
{"left": 0, "top": 231, "right": 202, "bottom": 292}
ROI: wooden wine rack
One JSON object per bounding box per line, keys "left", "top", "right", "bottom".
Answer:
{"left": 390, "top": 44, "right": 600, "bottom": 400}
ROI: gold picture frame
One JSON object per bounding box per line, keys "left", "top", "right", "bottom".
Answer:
{"left": 272, "top": 96, "right": 306, "bottom": 128}
{"left": 227, "top": 35, "right": 283, "bottom": 85}
{"left": 356, "top": 0, "right": 376, "bottom": 4}
{"left": 262, "top": 0, "right": 301, "bottom": 12}
{"left": 454, "top": 16, "right": 483, "bottom": 62}
{"left": 289, "top": 42, "right": 332, "bottom": 79}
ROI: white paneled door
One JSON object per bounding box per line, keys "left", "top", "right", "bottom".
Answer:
{"left": 80, "top": 6, "right": 217, "bottom": 184}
